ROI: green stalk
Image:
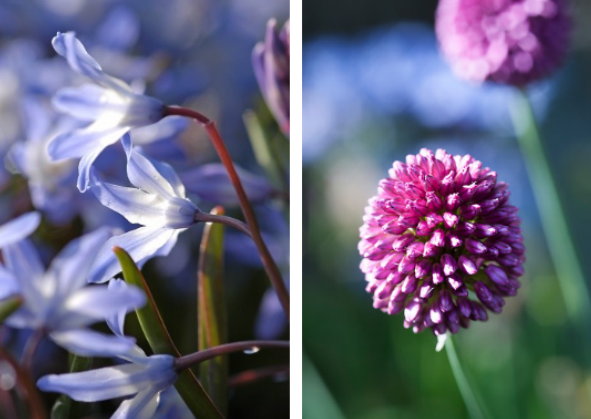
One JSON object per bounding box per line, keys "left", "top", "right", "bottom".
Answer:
{"left": 445, "top": 335, "right": 488, "bottom": 419}
{"left": 510, "top": 91, "right": 591, "bottom": 325}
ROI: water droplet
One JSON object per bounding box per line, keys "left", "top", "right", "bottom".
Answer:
{"left": 243, "top": 346, "right": 260, "bottom": 355}
{"left": 0, "top": 361, "right": 16, "bottom": 390}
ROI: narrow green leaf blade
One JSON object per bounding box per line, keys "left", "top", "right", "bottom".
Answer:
{"left": 243, "top": 109, "right": 288, "bottom": 190}
{"left": 114, "top": 247, "right": 222, "bottom": 419}
{"left": 0, "top": 296, "right": 22, "bottom": 324}
{"left": 198, "top": 206, "right": 228, "bottom": 414}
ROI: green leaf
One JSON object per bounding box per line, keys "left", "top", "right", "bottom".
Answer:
{"left": 114, "top": 247, "right": 222, "bottom": 419}
{"left": 0, "top": 296, "right": 22, "bottom": 324}
{"left": 243, "top": 109, "right": 288, "bottom": 191}
{"left": 198, "top": 206, "right": 228, "bottom": 414}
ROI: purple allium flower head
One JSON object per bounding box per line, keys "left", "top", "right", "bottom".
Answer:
{"left": 358, "top": 149, "right": 525, "bottom": 347}
{"left": 253, "top": 19, "right": 290, "bottom": 136}
{"left": 436, "top": 0, "right": 570, "bottom": 86}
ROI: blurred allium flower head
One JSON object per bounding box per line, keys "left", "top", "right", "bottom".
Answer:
{"left": 358, "top": 149, "right": 525, "bottom": 349}
{"left": 253, "top": 19, "right": 290, "bottom": 136}
{"left": 436, "top": 0, "right": 570, "bottom": 86}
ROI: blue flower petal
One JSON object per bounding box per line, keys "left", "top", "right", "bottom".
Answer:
{"left": 181, "top": 163, "right": 273, "bottom": 206}
{"left": 52, "top": 32, "right": 103, "bottom": 82}
{"left": 51, "top": 32, "right": 130, "bottom": 94}
{"left": 89, "top": 226, "right": 181, "bottom": 283}
{"left": 106, "top": 279, "right": 133, "bottom": 336}
{"left": 90, "top": 176, "right": 168, "bottom": 226}
{"left": 38, "top": 362, "right": 146, "bottom": 401}
{"left": 3, "top": 239, "right": 45, "bottom": 309}
{"left": 61, "top": 284, "right": 145, "bottom": 328}
{"left": 50, "top": 329, "right": 136, "bottom": 357}
{"left": 123, "top": 140, "right": 185, "bottom": 199}
{"left": 0, "top": 212, "right": 40, "bottom": 248}
{"left": 53, "top": 84, "right": 119, "bottom": 121}
{"left": 0, "top": 266, "right": 18, "bottom": 300}
{"left": 47, "top": 124, "right": 128, "bottom": 162}
{"left": 48, "top": 227, "right": 113, "bottom": 299}
{"left": 112, "top": 388, "right": 160, "bottom": 419}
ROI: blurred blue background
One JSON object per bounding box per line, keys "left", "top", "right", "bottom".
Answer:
{"left": 303, "top": 1, "right": 591, "bottom": 418}
{"left": 0, "top": 1, "right": 289, "bottom": 417}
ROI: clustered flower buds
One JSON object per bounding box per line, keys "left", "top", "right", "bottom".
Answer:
{"left": 358, "top": 149, "right": 525, "bottom": 343}
{"left": 436, "top": 0, "right": 570, "bottom": 86}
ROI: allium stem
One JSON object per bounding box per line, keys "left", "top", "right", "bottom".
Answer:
{"left": 194, "top": 211, "right": 252, "bottom": 237}
{"left": 174, "top": 340, "right": 289, "bottom": 371}
{"left": 164, "top": 106, "right": 289, "bottom": 320}
{"left": 445, "top": 335, "right": 488, "bottom": 419}
{"left": 510, "top": 91, "right": 591, "bottom": 326}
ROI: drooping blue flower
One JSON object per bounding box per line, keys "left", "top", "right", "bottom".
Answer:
{"left": 89, "top": 136, "right": 199, "bottom": 284}
{"left": 1, "top": 228, "right": 145, "bottom": 357}
{"left": 48, "top": 31, "right": 165, "bottom": 192}
{"left": 38, "top": 286, "right": 181, "bottom": 419}
{"left": 37, "top": 352, "right": 177, "bottom": 419}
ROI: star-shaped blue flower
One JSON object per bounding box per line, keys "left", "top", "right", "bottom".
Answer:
{"left": 48, "top": 31, "right": 164, "bottom": 192}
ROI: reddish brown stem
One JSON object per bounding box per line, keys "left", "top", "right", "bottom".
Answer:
{"left": 0, "top": 346, "right": 46, "bottom": 419}
{"left": 164, "top": 106, "right": 289, "bottom": 320}
{"left": 194, "top": 211, "right": 251, "bottom": 237}
{"left": 229, "top": 364, "right": 289, "bottom": 387}
{"left": 174, "top": 340, "right": 289, "bottom": 371}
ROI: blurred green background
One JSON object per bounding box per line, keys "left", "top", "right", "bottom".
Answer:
{"left": 303, "top": 1, "right": 591, "bottom": 418}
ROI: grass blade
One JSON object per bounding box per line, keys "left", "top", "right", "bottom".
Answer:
{"left": 114, "top": 247, "right": 222, "bottom": 419}
{"left": 198, "top": 206, "right": 228, "bottom": 414}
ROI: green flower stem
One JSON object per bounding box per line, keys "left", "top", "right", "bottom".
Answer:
{"left": 510, "top": 91, "right": 591, "bottom": 325}
{"left": 445, "top": 335, "right": 488, "bottom": 419}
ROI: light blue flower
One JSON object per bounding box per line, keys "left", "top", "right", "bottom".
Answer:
{"left": 0, "top": 212, "right": 40, "bottom": 300}
{"left": 7, "top": 99, "right": 79, "bottom": 224}
{"left": 38, "top": 290, "right": 180, "bottom": 419}
{"left": 89, "top": 136, "right": 199, "bottom": 284}
{"left": 181, "top": 162, "right": 274, "bottom": 206}
{"left": 37, "top": 352, "right": 177, "bottom": 419}
{"left": 1, "top": 228, "right": 145, "bottom": 357}
{"left": 0, "top": 211, "right": 40, "bottom": 249}
{"left": 48, "top": 31, "right": 164, "bottom": 192}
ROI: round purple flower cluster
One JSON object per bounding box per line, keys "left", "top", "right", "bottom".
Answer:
{"left": 436, "top": 0, "right": 570, "bottom": 86}
{"left": 358, "top": 149, "right": 525, "bottom": 340}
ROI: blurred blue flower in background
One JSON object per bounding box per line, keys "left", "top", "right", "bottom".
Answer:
{"left": 303, "top": 23, "right": 558, "bottom": 162}
{"left": 1, "top": 228, "right": 145, "bottom": 357}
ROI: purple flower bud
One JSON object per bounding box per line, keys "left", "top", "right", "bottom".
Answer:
{"left": 359, "top": 149, "right": 525, "bottom": 342}
{"left": 401, "top": 275, "right": 418, "bottom": 294}
{"left": 459, "top": 255, "right": 478, "bottom": 275}
{"left": 441, "top": 253, "right": 458, "bottom": 276}
{"left": 415, "top": 259, "right": 432, "bottom": 279}
{"left": 430, "top": 306, "right": 444, "bottom": 324}
{"left": 419, "top": 282, "right": 435, "bottom": 299}
{"left": 253, "top": 19, "right": 290, "bottom": 135}
{"left": 404, "top": 300, "right": 422, "bottom": 323}
{"left": 430, "top": 229, "right": 446, "bottom": 247}
{"left": 466, "top": 238, "right": 487, "bottom": 255}
{"left": 436, "top": 0, "right": 570, "bottom": 86}
{"left": 447, "top": 273, "right": 463, "bottom": 291}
